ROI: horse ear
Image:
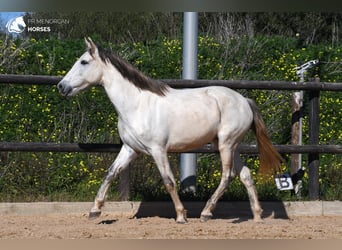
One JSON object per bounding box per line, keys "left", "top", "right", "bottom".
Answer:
{"left": 85, "top": 37, "right": 98, "bottom": 57}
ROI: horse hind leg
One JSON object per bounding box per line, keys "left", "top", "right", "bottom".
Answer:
{"left": 200, "top": 144, "right": 235, "bottom": 222}
{"left": 234, "top": 153, "right": 263, "bottom": 222}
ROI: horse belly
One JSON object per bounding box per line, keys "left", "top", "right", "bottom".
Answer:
{"left": 167, "top": 129, "right": 217, "bottom": 152}
{"left": 166, "top": 107, "right": 220, "bottom": 152}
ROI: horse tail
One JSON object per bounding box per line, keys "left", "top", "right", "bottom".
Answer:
{"left": 247, "top": 98, "right": 284, "bottom": 175}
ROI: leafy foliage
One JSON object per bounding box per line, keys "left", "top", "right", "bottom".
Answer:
{"left": 0, "top": 32, "right": 341, "bottom": 201}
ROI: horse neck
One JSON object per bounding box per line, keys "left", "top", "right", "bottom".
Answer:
{"left": 101, "top": 65, "right": 153, "bottom": 117}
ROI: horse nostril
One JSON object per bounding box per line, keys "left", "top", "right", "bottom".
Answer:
{"left": 57, "top": 82, "right": 73, "bottom": 96}
{"left": 57, "top": 82, "right": 68, "bottom": 95}
{"left": 57, "top": 82, "right": 63, "bottom": 90}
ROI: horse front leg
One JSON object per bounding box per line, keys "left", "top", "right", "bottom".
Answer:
{"left": 89, "top": 144, "right": 138, "bottom": 219}
{"left": 152, "top": 149, "right": 187, "bottom": 224}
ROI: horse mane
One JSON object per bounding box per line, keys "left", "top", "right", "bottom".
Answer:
{"left": 93, "top": 46, "right": 169, "bottom": 96}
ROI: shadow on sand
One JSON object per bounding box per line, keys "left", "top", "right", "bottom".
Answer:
{"left": 133, "top": 201, "right": 289, "bottom": 222}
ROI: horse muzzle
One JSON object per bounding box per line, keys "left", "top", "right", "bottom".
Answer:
{"left": 57, "top": 81, "right": 73, "bottom": 96}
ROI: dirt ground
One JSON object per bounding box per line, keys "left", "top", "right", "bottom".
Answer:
{"left": 1, "top": 212, "right": 342, "bottom": 239}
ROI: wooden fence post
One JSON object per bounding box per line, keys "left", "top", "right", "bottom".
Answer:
{"left": 291, "top": 91, "right": 302, "bottom": 174}
{"left": 308, "top": 78, "right": 320, "bottom": 200}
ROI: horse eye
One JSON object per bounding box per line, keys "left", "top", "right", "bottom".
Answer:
{"left": 80, "top": 60, "right": 89, "bottom": 65}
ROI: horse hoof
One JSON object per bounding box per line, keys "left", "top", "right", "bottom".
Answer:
{"left": 200, "top": 215, "right": 212, "bottom": 222}
{"left": 175, "top": 210, "right": 188, "bottom": 224}
{"left": 176, "top": 220, "right": 187, "bottom": 224}
{"left": 176, "top": 217, "right": 188, "bottom": 224}
{"left": 253, "top": 217, "right": 264, "bottom": 223}
{"left": 88, "top": 211, "right": 101, "bottom": 220}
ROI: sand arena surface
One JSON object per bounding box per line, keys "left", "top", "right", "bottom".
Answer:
{"left": 1, "top": 212, "right": 342, "bottom": 239}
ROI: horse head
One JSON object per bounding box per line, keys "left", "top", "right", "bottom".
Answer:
{"left": 57, "top": 37, "right": 103, "bottom": 96}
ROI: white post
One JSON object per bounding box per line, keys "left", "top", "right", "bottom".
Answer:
{"left": 292, "top": 59, "right": 319, "bottom": 198}
{"left": 180, "top": 12, "right": 198, "bottom": 193}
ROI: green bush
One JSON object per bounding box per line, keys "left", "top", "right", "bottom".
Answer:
{"left": 0, "top": 35, "right": 341, "bottom": 202}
